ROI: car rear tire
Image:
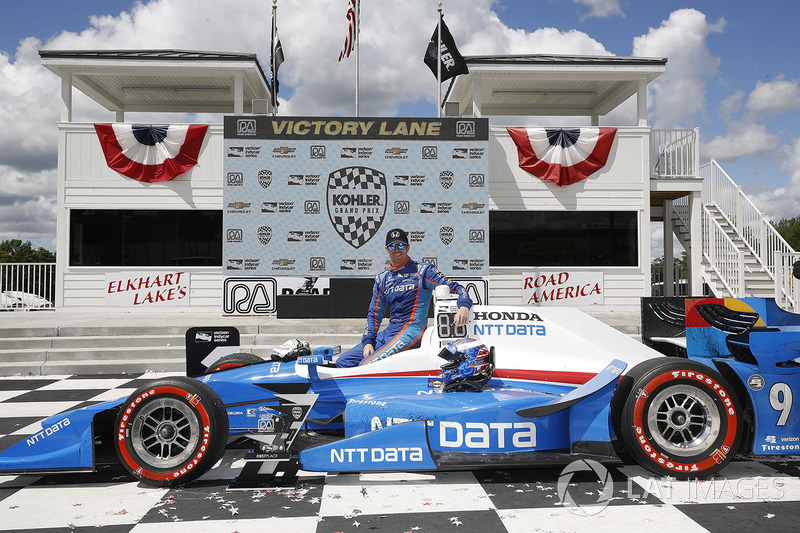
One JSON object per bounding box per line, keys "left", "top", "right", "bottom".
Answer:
{"left": 619, "top": 358, "right": 742, "bottom": 479}
{"left": 115, "top": 376, "right": 228, "bottom": 487}
{"left": 204, "top": 352, "right": 265, "bottom": 374}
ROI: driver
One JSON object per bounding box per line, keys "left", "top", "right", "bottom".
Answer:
{"left": 335, "top": 228, "right": 472, "bottom": 367}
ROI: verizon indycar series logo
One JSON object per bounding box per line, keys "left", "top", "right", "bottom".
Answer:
{"left": 327, "top": 166, "right": 387, "bottom": 248}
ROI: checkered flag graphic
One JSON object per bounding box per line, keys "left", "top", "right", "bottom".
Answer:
{"left": 327, "top": 166, "right": 387, "bottom": 249}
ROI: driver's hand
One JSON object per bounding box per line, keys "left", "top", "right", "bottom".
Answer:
{"left": 454, "top": 306, "right": 470, "bottom": 327}
{"left": 363, "top": 344, "right": 375, "bottom": 357}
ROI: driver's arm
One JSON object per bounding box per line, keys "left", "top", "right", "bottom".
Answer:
{"left": 453, "top": 306, "right": 470, "bottom": 326}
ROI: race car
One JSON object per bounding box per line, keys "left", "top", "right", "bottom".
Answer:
{"left": 0, "top": 288, "right": 745, "bottom": 487}
{"left": 644, "top": 296, "right": 800, "bottom": 459}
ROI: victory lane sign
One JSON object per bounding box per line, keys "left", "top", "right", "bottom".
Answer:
{"left": 223, "top": 116, "right": 489, "bottom": 277}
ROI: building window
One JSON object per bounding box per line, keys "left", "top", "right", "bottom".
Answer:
{"left": 490, "top": 211, "right": 637, "bottom": 267}
{"left": 70, "top": 210, "right": 222, "bottom": 266}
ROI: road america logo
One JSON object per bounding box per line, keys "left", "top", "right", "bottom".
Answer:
{"left": 258, "top": 170, "right": 272, "bottom": 189}
{"left": 326, "top": 166, "right": 387, "bottom": 248}
{"left": 440, "top": 226, "right": 454, "bottom": 246}
{"left": 439, "top": 170, "right": 454, "bottom": 190}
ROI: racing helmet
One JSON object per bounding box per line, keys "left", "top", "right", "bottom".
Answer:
{"left": 438, "top": 338, "right": 494, "bottom": 392}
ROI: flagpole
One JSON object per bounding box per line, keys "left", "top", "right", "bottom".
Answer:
{"left": 437, "top": 3, "right": 442, "bottom": 118}
{"left": 271, "top": 0, "right": 277, "bottom": 115}
{"left": 355, "top": 0, "right": 360, "bottom": 117}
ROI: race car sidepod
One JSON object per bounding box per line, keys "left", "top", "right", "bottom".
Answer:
{"left": 298, "top": 360, "right": 628, "bottom": 473}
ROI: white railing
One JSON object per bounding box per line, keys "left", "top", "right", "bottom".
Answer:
{"left": 652, "top": 128, "right": 699, "bottom": 179}
{"left": 0, "top": 263, "right": 56, "bottom": 310}
{"left": 774, "top": 252, "right": 800, "bottom": 312}
{"left": 650, "top": 262, "right": 688, "bottom": 296}
{"left": 703, "top": 205, "right": 744, "bottom": 297}
{"left": 700, "top": 159, "right": 794, "bottom": 281}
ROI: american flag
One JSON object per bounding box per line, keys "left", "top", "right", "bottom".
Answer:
{"left": 338, "top": 0, "right": 359, "bottom": 61}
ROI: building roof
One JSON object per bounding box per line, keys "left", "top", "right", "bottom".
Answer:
{"left": 39, "top": 49, "right": 271, "bottom": 115}
{"left": 445, "top": 54, "right": 667, "bottom": 118}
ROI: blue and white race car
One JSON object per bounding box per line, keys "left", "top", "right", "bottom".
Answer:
{"left": 0, "top": 289, "right": 746, "bottom": 486}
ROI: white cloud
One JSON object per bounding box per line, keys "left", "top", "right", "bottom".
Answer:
{"left": 746, "top": 76, "right": 800, "bottom": 116}
{"left": 632, "top": 9, "right": 724, "bottom": 129}
{"left": 574, "top": 0, "right": 624, "bottom": 19}
{"left": 702, "top": 120, "right": 781, "bottom": 161}
{"left": 719, "top": 90, "right": 744, "bottom": 120}
{"left": 748, "top": 136, "right": 800, "bottom": 221}
{"left": 0, "top": 194, "right": 57, "bottom": 240}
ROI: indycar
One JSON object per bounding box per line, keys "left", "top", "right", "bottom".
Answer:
{"left": 0, "top": 288, "right": 746, "bottom": 487}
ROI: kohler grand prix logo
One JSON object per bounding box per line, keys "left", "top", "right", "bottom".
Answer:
{"left": 326, "top": 166, "right": 387, "bottom": 248}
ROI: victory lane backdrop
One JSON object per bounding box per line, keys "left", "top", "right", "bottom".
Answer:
{"left": 223, "top": 116, "right": 489, "bottom": 277}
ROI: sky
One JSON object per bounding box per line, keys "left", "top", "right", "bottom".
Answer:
{"left": 0, "top": 0, "right": 798, "bottom": 255}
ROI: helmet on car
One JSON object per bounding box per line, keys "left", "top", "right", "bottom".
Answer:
{"left": 437, "top": 338, "right": 494, "bottom": 392}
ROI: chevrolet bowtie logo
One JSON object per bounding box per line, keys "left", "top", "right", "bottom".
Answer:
{"left": 273, "top": 146, "right": 296, "bottom": 154}
{"left": 462, "top": 203, "right": 485, "bottom": 210}
{"left": 272, "top": 259, "right": 296, "bottom": 267}
{"left": 227, "top": 202, "right": 251, "bottom": 209}
{"left": 385, "top": 147, "right": 407, "bottom": 155}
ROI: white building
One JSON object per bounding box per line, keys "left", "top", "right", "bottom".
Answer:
{"left": 41, "top": 49, "right": 793, "bottom": 313}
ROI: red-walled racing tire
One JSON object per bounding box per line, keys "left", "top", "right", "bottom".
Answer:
{"left": 620, "top": 358, "right": 742, "bottom": 479}
{"left": 115, "top": 376, "right": 228, "bottom": 487}
{"left": 204, "top": 352, "right": 265, "bottom": 374}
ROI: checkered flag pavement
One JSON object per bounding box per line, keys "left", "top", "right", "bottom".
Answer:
{"left": 327, "top": 166, "right": 386, "bottom": 249}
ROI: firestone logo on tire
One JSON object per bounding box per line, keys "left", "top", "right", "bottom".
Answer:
{"left": 326, "top": 166, "right": 387, "bottom": 249}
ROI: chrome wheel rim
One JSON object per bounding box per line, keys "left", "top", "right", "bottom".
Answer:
{"left": 131, "top": 398, "right": 200, "bottom": 469}
{"left": 647, "top": 384, "right": 720, "bottom": 457}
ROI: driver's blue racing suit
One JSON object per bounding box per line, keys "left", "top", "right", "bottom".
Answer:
{"left": 335, "top": 258, "right": 473, "bottom": 367}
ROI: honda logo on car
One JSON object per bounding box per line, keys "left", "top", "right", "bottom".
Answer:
{"left": 439, "top": 421, "right": 536, "bottom": 449}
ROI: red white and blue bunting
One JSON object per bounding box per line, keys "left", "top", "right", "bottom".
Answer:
{"left": 94, "top": 124, "right": 208, "bottom": 183}
{"left": 507, "top": 127, "right": 617, "bottom": 186}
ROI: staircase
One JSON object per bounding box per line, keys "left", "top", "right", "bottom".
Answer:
{"left": 669, "top": 159, "right": 797, "bottom": 304}
{"left": 0, "top": 318, "right": 364, "bottom": 376}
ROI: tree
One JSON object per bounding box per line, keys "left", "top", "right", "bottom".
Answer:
{"left": 773, "top": 215, "right": 800, "bottom": 251}
{"left": 651, "top": 250, "right": 688, "bottom": 283}
{"left": 0, "top": 239, "right": 55, "bottom": 263}
{"left": 0, "top": 240, "right": 56, "bottom": 303}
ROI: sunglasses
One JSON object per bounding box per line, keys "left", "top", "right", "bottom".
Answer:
{"left": 386, "top": 242, "right": 407, "bottom": 251}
